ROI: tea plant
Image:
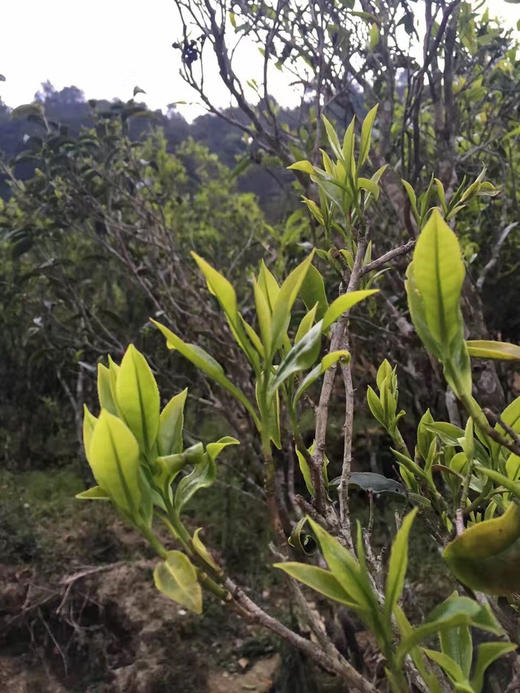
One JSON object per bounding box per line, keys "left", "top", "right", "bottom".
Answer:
{"left": 78, "top": 109, "right": 520, "bottom": 691}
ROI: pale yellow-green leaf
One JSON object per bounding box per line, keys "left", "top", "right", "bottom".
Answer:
{"left": 253, "top": 278, "right": 272, "bottom": 350}
{"left": 97, "top": 362, "right": 118, "bottom": 414}
{"left": 342, "top": 117, "right": 356, "bottom": 170}
{"left": 83, "top": 404, "right": 98, "bottom": 463}
{"left": 293, "top": 350, "right": 350, "bottom": 405}
{"left": 322, "top": 115, "right": 343, "bottom": 160}
{"left": 88, "top": 410, "right": 141, "bottom": 517}
{"left": 358, "top": 177, "right": 379, "bottom": 199}
{"left": 295, "top": 303, "right": 318, "bottom": 343}
{"left": 358, "top": 104, "right": 378, "bottom": 167}
{"left": 270, "top": 254, "right": 313, "bottom": 355}
{"left": 152, "top": 320, "right": 260, "bottom": 428}
{"left": 76, "top": 485, "right": 110, "bottom": 500}
{"left": 322, "top": 289, "right": 378, "bottom": 331}
{"left": 191, "top": 253, "right": 257, "bottom": 367}
{"left": 384, "top": 508, "right": 417, "bottom": 621}
{"left": 274, "top": 562, "right": 357, "bottom": 608}
{"left": 154, "top": 550, "right": 202, "bottom": 614}
{"left": 258, "top": 260, "right": 280, "bottom": 311}
{"left": 467, "top": 340, "right": 520, "bottom": 361}
{"left": 369, "top": 23, "right": 380, "bottom": 51}
{"left": 116, "top": 344, "right": 160, "bottom": 453}
{"left": 158, "top": 388, "right": 187, "bottom": 457}
{"left": 287, "top": 160, "right": 315, "bottom": 175}
{"left": 193, "top": 528, "right": 219, "bottom": 571}
{"left": 412, "top": 209, "right": 465, "bottom": 353}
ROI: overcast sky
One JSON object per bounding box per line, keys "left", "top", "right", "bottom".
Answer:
{"left": 1, "top": 0, "right": 518, "bottom": 121}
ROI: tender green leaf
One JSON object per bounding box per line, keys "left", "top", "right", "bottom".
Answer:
{"left": 287, "top": 160, "right": 315, "bottom": 175}
{"left": 83, "top": 405, "right": 98, "bottom": 462}
{"left": 369, "top": 23, "right": 380, "bottom": 51}
{"left": 191, "top": 253, "right": 257, "bottom": 367}
{"left": 322, "top": 115, "right": 343, "bottom": 160}
{"left": 288, "top": 516, "right": 317, "bottom": 555}
{"left": 155, "top": 450, "right": 191, "bottom": 491}
{"left": 295, "top": 445, "right": 315, "bottom": 497}
{"left": 385, "top": 509, "right": 417, "bottom": 622}
{"left": 472, "top": 467, "right": 520, "bottom": 503}
{"left": 97, "top": 362, "right": 118, "bottom": 414}
{"left": 258, "top": 260, "right": 280, "bottom": 311}
{"left": 471, "top": 642, "right": 517, "bottom": 693}
{"left": 406, "top": 209, "right": 471, "bottom": 397}
{"left": 467, "top": 340, "right": 520, "bottom": 361}
{"left": 397, "top": 594, "right": 501, "bottom": 667}
{"left": 268, "top": 321, "right": 323, "bottom": 396}
{"left": 300, "top": 264, "right": 328, "bottom": 320}
{"left": 358, "top": 177, "right": 379, "bottom": 198}
{"left": 422, "top": 649, "right": 466, "bottom": 684}
{"left": 239, "top": 314, "right": 264, "bottom": 356}
{"left": 75, "top": 486, "right": 110, "bottom": 500}
{"left": 440, "top": 625, "right": 472, "bottom": 680}
{"left": 274, "top": 562, "right": 357, "bottom": 608}
{"left": 367, "top": 385, "right": 385, "bottom": 425}
{"left": 295, "top": 304, "right": 318, "bottom": 344}
{"left": 88, "top": 410, "right": 142, "bottom": 518}
{"left": 270, "top": 254, "right": 313, "bottom": 355}
{"left": 417, "top": 409, "right": 435, "bottom": 461}
{"left": 158, "top": 388, "right": 187, "bottom": 457}
{"left": 322, "top": 290, "right": 378, "bottom": 331}
{"left": 154, "top": 550, "right": 202, "bottom": 614}
{"left": 206, "top": 436, "right": 239, "bottom": 462}
{"left": 254, "top": 278, "right": 273, "bottom": 350}
{"left": 394, "top": 605, "right": 443, "bottom": 693}
{"left": 307, "top": 517, "right": 375, "bottom": 612}
{"left": 116, "top": 344, "right": 160, "bottom": 453}
{"left": 359, "top": 105, "right": 378, "bottom": 168}
{"left": 402, "top": 179, "right": 419, "bottom": 220}
{"left": 302, "top": 196, "right": 325, "bottom": 225}
{"left": 293, "top": 351, "right": 350, "bottom": 405}
{"left": 152, "top": 320, "right": 259, "bottom": 428}
{"left": 257, "top": 384, "right": 282, "bottom": 449}
{"left": 342, "top": 117, "right": 356, "bottom": 171}
{"left": 390, "top": 448, "right": 428, "bottom": 481}
{"left": 174, "top": 452, "right": 215, "bottom": 513}
{"left": 192, "top": 528, "right": 220, "bottom": 571}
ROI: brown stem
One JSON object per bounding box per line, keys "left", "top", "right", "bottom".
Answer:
{"left": 223, "top": 577, "right": 377, "bottom": 692}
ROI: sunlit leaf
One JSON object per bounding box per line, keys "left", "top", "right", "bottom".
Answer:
{"left": 358, "top": 105, "right": 378, "bottom": 168}
{"left": 300, "top": 264, "right": 328, "bottom": 319}
{"left": 88, "top": 410, "right": 142, "bottom": 518}
{"left": 467, "top": 340, "right": 520, "bottom": 361}
{"left": 270, "top": 254, "right": 313, "bottom": 356}
{"left": 76, "top": 485, "right": 110, "bottom": 500}
{"left": 274, "top": 562, "right": 357, "bottom": 608}
{"left": 385, "top": 509, "right": 417, "bottom": 621}
{"left": 406, "top": 209, "right": 471, "bottom": 398}
{"left": 158, "top": 388, "right": 187, "bottom": 457}
{"left": 443, "top": 497, "right": 520, "bottom": 594}
{"left": 293, "top": 350, "right": 350, "bottom": 405}
{"left": 268, "top": 321, "right": 323, "bottom": 395}
{"left": 152, "top": 320, "right": 259, "bottom": 428}
{"left": 154, "top": 550, "right": 202, "bottom": 614}
{"left": 322, "top": 290, "right": 378, "bottom": 331}
{"left": 116, "top": 344, "right": 160, "bottom": 453}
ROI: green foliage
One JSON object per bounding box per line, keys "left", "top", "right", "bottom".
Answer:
{"left": 405, "top": 209, "right": 471, "bottom": 400}
{"left": 67, "top": 105, "right": 520, "bottom": 690}
{"left": 78, "top": 344, "right": 238, "bottom": 613}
